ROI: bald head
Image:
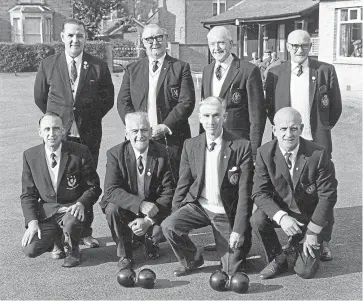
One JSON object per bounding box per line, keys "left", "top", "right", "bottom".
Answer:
{"left": 273, "top": 108, "right": 304, "bottom": 152}
{"left": 287, "top": 30, "right": 311, "bottom": 64}
{"left": 288, "top": 30, "right": 311, "bottom": 44}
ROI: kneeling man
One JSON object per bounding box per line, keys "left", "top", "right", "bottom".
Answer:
{"left": 21, "top": 113, "right": 101, "bottom": 267}
{"left": 251, "top": 107, "right": 337, "bottom": 279}
{"left": 162, "top": 96, "right": 254, "bottom": 277}
{"left": 99, "top": 112, "right": 175, "bottom": 270}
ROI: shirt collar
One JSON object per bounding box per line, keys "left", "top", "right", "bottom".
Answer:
{"left": 149, "top": 53, "right": 166, "bottom": 67}
{"left": 216, "top": 54, "right": 233, "bottom": 70}
{"left": 206, "top": 128, "right": 223, "bottom": 147}
{"left": 65, "top": 51, "right": 83, "bottom": 65}
{"left": 291, "top": 58, "right": 309, "bottom": 70}
{"left": 133, "top": 147, "right": 149, "bottom": 160}
{"left": 279, "top": 142, "right": 300, "bottom": 158}
{"left": 45, "top": 143, "right": 62, "bottom": 159}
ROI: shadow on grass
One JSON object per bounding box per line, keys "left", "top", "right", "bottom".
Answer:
{"left": 153, "top": 279, "right": 190, "bottom": 289}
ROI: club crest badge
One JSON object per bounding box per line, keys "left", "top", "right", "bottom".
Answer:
{"left": 306, "top": 183, "right": 316, "bottom": 194}
{"left": 66, "top": 174, "right": 79, "bottom": 190}
{"left": 228, "top": 166, "right": 239, "bottom": 185}
{"left": 171, "top": 87, "right": 180, "bottom": 100}
{"left": 321, "top": 95, "right": 330, "bottom": 108}
{"left": 231, "top": 91, "right": 241, "bottom": 104}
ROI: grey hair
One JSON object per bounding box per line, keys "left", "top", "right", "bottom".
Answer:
{"left": 207, "top": 26, "right": 233, "bottom": 42}
{"left": 199, "top": 96, "right": 227, "bottom": 112}
{"left": 125, "top": 112, "right": 150, "bottom": 129}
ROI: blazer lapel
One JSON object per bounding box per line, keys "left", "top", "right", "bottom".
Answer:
{"left": 138, "top": 58, "right": 149, "bottom": 109}
{"left": 203, "top": 63, "right": 214, "bottom": 98}
{"left": 125, "top": 144, "right": 138, "bottom": 194}
{"left": 292, "top": 141, "right": 307, "bottom": 190}
{"left": 57, "top": 143, "right": 69, "bottom": 188}
{"left": 155, "top": 55, "right": 171, "bottom": 98}
{"left": 274, "top": 146, "right": 293, "bottom": 189}
{"left": 144, "top": 144, "right": 157, "bottom": 198}
{"left": 308, "top": 59, "right": 318, "bottom": 113}
{"left": 58, "top": 52, "right": 73, "bottom": 102}
{"left": 75, "top": 52, "right": 90, "bottom": 102}
{"left": 219, "top": 57, "right": 239, "bottom": 98}
{"left": 39, "top": 146, "right": 54, "bottom": 192}
{"left": 219, "top": 137, "right": 231, "bottom": 189}
{"left": 195, "top": 133, "right": 207, "bottom": 196}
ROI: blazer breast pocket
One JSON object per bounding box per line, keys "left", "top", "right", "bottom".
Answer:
{"left": 65, "top": 170, "right": 81, "bottom": 190}
{"left": 229, "top": 87, "right": 247, "bottom": 109}
{"left": 167, "top": 84, "right": 180, "bottom": 101}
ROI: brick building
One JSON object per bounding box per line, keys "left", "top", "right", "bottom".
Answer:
{"left": 318, "top": 0, "right": 362, "bottom": 91}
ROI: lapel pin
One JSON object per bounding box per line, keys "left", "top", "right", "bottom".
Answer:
{"left": 312, "top": 76, "right": 316, "bottom": 83}
{"left": 224, "top": 155, "right": 227, "bottom": 158}
{"left": 296, "top": 167, "right": 299, "bottom": 170}
{"left": 147, "top": 169, "right": 151, "bottom": 176}
{"left": 83, "top": 61, "right": 89, "bottom": 70}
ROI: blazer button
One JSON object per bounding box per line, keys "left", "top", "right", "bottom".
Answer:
{"left": 51, "top": 194, "right": 55, "bottom": 197}
{"left": 73, "top": 107, "right": 76, "bottom": 111}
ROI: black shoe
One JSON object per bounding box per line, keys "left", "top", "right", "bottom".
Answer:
{"left": 62, "top": 246, "right": 80, "bottom": 268}
{"left": 145, "top": 235, "right": 160, "bottom": 260}
{"left": 81, "top": 236, "right": 99, "bottom": 248}
{"left": 174, "top": 255, "right": 204, "bottom": 277}
{"left": 204, "top": 243, "right": 217, "bottom": 252}
{"left": 282, "top": 239, "right": 296, "bottom": 255}
{"left": 259, "top": 259, "right": 288, "bottom": 280}
{"left": 50, "top": 244, "right": 65, "bottom": 260}
{"left": 117, "top": 257, "right": 133, "bottom": 270}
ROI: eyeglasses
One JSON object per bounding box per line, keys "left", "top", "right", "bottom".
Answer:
{"left": 143, "top": 35, "right": 164, "bottom": 44}
{"left": 288, "top": 43, "right": 311, "bottom": 51}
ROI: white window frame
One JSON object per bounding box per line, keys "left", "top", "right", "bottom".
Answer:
{"left": 336, "top": 6, "right": 363, "bottom": 63}
{"left": 17, "top": 0, "right": 45, "bottom": 4}
{"left": 212, "top": 0, "right": 227, "bottom": 16}
{"left": 243, "top": 29, "right": 248, "bottom": 56}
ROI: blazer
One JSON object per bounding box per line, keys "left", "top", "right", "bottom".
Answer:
{"left": 99, "top": 140, "right": 175, "bottom": 225}
{"left": 21, "top": 141, "right": 102, "bottom": 227}
{"left": 201, "top": 54, "right": 266, "bottom": 159}
{"left": 34, "top": 51, "right": 114, "bottom": 152}
{"left": 265, "top": 59, "right": 342, "bottom": 156}
{"left": 252, "top": 138, "right": 338, "bottom": 231}
{"left": 117, "top": 54, "right": 196, "bottom": 148}
{"left": 172, "top": 130, "right": 254, "bottom": 236}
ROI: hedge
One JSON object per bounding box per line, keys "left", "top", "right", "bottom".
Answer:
{"left": 0, "top": 41, "right": 111, "bottom": 73}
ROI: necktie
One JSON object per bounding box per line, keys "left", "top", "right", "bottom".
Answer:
{"left": 50, "top": 153, "right": 57, "bottom": 168}
{"left": 296, "top": 64, "right": 303, "bottom": 77}
{"left": 70, "top": 59, "right": 77, "bottom": 84}
{"left": 152, "top": 61, "right": 159, "bottom": 72}
{"left": 209, "top": 142, "right": 217, "bottom": 152}
{"left": 215, "top": 65, "right": 222, "bottom": 80}
{"left": 284, "top": 152, "right": 292, "bottom": 170}
{"left": 137, "top": 155, "right": 144, "bottom": 174}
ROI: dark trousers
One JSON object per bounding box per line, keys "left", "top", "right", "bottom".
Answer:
{"left": 250, "top": 208, "right": 323, "bottom": 263}
{"left": 23, "top": 212, "right": 83, "bottom": 258}
{"left": 161, "top": 202, "right": 250, "bottom": 275}
{"left": 67, "top": 136, "right": 99, "bottom": 237}
{"left": 104, "top": 203, "right": 165, "bottom": 259}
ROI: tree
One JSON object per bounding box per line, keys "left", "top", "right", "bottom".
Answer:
{"left": 72, "top": 0, "right": 129, "bottom": 39}
{"left": 134, "top": 0, "right": 158, "bottom": 22}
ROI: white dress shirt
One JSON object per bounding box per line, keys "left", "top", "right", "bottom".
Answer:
{"left": 290, "top": 59, "right": 313, "bottom": 140}
{"left": 133, "top": 147, "right": 148, "bottom": 199}
{"left": 198, "top": 130, "right": 225, "bottom": 214}
{"left": 65, "top": 51, "right": 83, "bottom": 138}
{"left": 212, "top": 54, "right": 234, "bottom": 97}
{"left": 44, "top": 143, "right": 62, "bottom": 192}
{"left": 273, "top": 143, "right": 301, "bottom": 224}
{"left": 147, "top": 53, "right": 166, "bottom": 128}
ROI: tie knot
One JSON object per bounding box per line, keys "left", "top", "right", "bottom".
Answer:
{"left": 297, "top": 64, "right": 303, "bottom": 76}
{"left": 209, "top": 142, "right": 217, "bottom": 152}
{"left": 50, "top": 153, "right": 57, "bottom": 168}
{"left": 215, "top": 64, "right": 222, "bottom": 80}
{"left": 284, "top": 152, "right": 292, "bottom": 169}
{"left": 152, "top": 60, "right": 159, "bottom": 72}
{"left": 50, "top": 153, "right": 56, "bottom": 160}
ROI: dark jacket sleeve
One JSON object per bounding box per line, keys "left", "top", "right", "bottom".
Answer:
{"left": 34, "top": 60, "right": 49, "bottom": 114}
{"left": 310, "top": 150, "right": 338, "bottom": 227}
{"left": 232, "top": 141, "right": 254, "bottom": 235}
{"left": 20, "top": 152, "right": 41, "bottom": 227}
{"left": 265, "top": 69, "right": 276, "bottom": 125}
{"left": 117, "top": 65, "right": 136, "bottom": 124}
{"left": 162, "top": 62, "right": 195, "bottom": 132}
{"left": 247, "top": 65, "right": 266, "bottom": 160}
{"left": 251, "top": 148, "right": 282, "bottom": 219}
{"left": 328, "top": 66, "right": 342, "bottom": 128}
{"left": 97, "top": 62, "right": 114, "bottom": 119}
{"left": 171, "top": 140, "right": 194, "bottom": 212}
{"left": 76, "top": 147, "right": 102, "bottom": 207}
{"left": 103, "top": 149, "right": 144, "bottom": 214}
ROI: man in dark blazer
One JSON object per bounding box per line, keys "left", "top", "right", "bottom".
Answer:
{"left": 117, "top": 24, "right": 195, "bottom": 152}
{"left": 21, "top": 113, "right": 101, "bottom": 267}
{"left": 162, "top": 96, "right": 254, "bottom": 277}
{"left": 34, "top": 19, "right": 114, "bottom": 248}
{"left": 251, "top": 108, "right": 337, "bottom": 280}
{"left": 100, "top": 112, "right": 175, "bottom": 270}
{"left": 201, "top": 26, "right": 266, "bottom": 160}
{"left": 265, "top": 30, "right": 342, "bottom": 260}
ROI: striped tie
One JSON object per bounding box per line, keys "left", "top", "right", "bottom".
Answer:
{"left": 284, "top": 152, "right": 292, "bottom": 170}
{"left": 50, "top": 153, "right": 57, "bottom": 168}
{"left": 70, "top": 59, "right": 77, "bottom": 84}
{"left": 215, "top": 65, "right": 222, "bottom": 80}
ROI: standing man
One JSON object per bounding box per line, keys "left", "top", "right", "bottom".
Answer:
{"left": 21, "top": 113, "right": 101, "bottom": 267}
{"left": 117, "top": 24, "right": 195, "bottom": 154}
{"left": 34, "top": 19, "right": 114, "bottom": 248}
{"left": 201, "top": 26, "right": 266, "bottom": 160}
{"left": 99, "top": 112, "right": 175, "bottom": 270}
{"left": 263, "top": 52, "right": 282, "bottom": 82}
{"left": 162, "top": 96, "right": 254, "bottom": 277}
{"left": 265, "top": 30, "right": 342, "bottom": 260}
{"left": 249, "top": 52, "right": 261, "bottom": 65}
{"left": 251, "top": 108, "right": 337, "bottom": 279}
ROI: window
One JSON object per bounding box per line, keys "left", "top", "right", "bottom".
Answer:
{"left": 24, "top": 17, "right": 41, "bottom": 43}
{"left": 18, "top": 0, "right": 45, "bottom": 3}
{"left": 243, "top": 29, "right": 248, "bottom": 56}
{"left": 13, "top": 18, "right": 22, "bottom": 42}
{"left": 213, "top": 0, "right": 226, "bottom": 16}
{"left": 337, "top": 7, "right": 362, "bottom": 58}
